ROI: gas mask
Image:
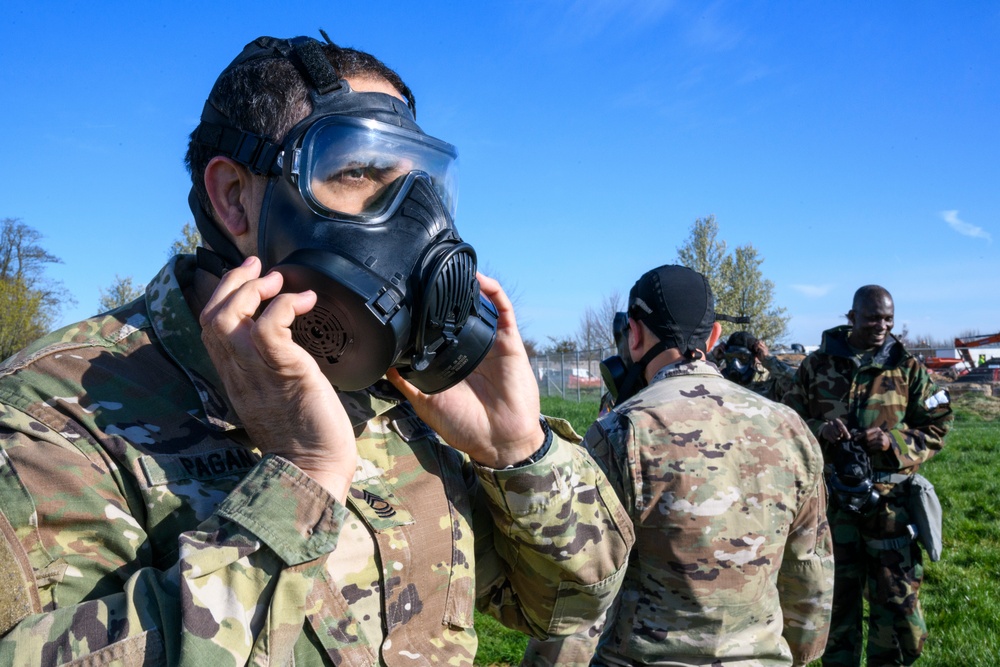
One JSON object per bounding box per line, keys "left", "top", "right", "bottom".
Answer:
{"left": 721, "top": 346, "right": 756, "bottom": 385}
{"left": 189, "top": 36, "right": 497, "bottom": 393}
{"left": 599, "top": 312, "right": 667, "bottom": 406}
{"left": 826, "top": 431, "right": 880, "bottom": 515}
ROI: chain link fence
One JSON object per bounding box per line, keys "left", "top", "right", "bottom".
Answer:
{"left": 529, "top": 347, "right": 615, "bottom": 402}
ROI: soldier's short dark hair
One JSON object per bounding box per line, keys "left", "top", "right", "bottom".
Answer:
{"left": 184, "top": 41, "right": 415, "bottom": 218}
{"left": 726, "top": 331, "right": 757, "bottom": 349}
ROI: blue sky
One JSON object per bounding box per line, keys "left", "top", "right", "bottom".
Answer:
{"left": 3, "top": 1, "right": 998, "bottom": 349}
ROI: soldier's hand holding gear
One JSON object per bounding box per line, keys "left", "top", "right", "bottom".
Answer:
{"left": 751, "top": 339, "right": 769, "bottom": 360}
{"left": 857, "top": 426, "right": 892, "bottom": 452}
{"left": 820, "top": 418, "right": 852, "bottom": 443}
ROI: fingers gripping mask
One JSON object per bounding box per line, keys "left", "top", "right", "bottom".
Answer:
{"left": 189, "top": 35, "right": 497, "bottom": 393}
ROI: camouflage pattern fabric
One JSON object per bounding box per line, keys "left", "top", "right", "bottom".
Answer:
{"left": 585, "top": 359, "right": 833, "bottom": 666}
{"left": 520, "top": 610, "right": 605, "bottom": 666}
{"left": 782, "top": 326, "right": 953, "bottom": 667}
{"left": 0, "top": 255, "right": 633, "bottom": 666}
{"left": 748, "top": 355, "right": 798, "bottom": 403}
{"left": 826, "top": 487, "right": 926, "bottom": 666}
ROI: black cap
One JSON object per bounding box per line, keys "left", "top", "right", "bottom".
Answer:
{"left": 726, "top": 330, "right": 757, "bottom": 349}
{"left": 628, "top": 265, "right": 715, "bottom": 356}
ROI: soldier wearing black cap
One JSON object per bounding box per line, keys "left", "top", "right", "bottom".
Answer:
{"left": 581, "top": 264, "right": 834, "bottom": 666}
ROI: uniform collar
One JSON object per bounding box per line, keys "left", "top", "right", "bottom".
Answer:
{"left": 819, "top": 325, "right": 906, "bottom": 369}
{"left": 650, "top": 357, "right": 722, "bottom": 384}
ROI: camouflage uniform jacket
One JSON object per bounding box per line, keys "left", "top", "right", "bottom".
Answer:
{"left": 0, "top": 256, "right": 633, "bottom": 666}
{"left": 746, "top": 355, "right": 798, "bottom": 403}
{"left": 585, "top": 359, "right": 833, "bottom": 667}
{"left": 782, "top": 326, "right": 953, "bottom": 473}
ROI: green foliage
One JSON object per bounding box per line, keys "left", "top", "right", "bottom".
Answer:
{"left": 0, "top": 218, "right": 73, "bottom": 360}
{"left": 169, "top": 222, "right": 202, "bottom": 256}
{"left": 98, "top": 274, "right": 146, "bottom": 312}
{"left": 540, "top": 396, "right": 600, "bottom": 434}
{"left": 97, "top": 222, "right": 201, "bottom": 314}
{"left": 676, "top": 214, "right": 726, "bottom": 287}
{"left": 676, "top": 215, "right": 789, "bottom": 343}
{"left": 472, "top": 612, "right": 527, "bottom": 666}
{"left": 914, "top": 402, "right": 1000, "bottom": 666}
{"left": 546, "top": 336, "right": 578, "bottom": 354}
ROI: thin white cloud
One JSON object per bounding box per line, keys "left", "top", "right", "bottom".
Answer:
{"left": 791, "top": 284, "right": 834, "bottom": 298}
{"left": 942, "top": 210, "right": 992, "bottom": 242}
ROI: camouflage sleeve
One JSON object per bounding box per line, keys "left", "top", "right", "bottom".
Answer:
{"left": 776, "top": 432, "right": 834, "bottom": 666}
{"left": 760, "top": 355, "right": 798, "bottom": 403}
{"left": 0, "top": 415, "right": 349, "bottom": 667}
{"left": 782, "top": 359, "right": 826, "bottom": 441}
{"left": 472, "top": 416, "right": 634, "bottom": 640}
{"left": 579, "top": 411, "right": 634, "bottom": 513}
{"left": 877, "top": 359, "right": 953, "bottom": 470}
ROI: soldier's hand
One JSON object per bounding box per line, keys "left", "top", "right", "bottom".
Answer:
{"left": 199, "top": 256, "right": 357, "bottom": 502}
{"left": 752, "top": 340, "right": 769, "bottom": 359}
{"left": 859, "top": 427, "right": 892, "bottom": 453}
{"left": 388, "top": 273, "right": 544, "bottom": 469}
{"left": 820, "top": 418, "right": 852, "bottom": 443}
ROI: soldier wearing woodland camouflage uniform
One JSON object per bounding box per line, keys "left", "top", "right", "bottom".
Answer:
{"left": 714, "top": 331, "right": 798, "bottom": 403}
{"left": 583, "top": 265, "right": 833, "bottom": 667}
{"left": 0, "top": 36, "right": 634, "bottom": 665}
{"left": 783, "top": 285, "right": 952, "bottom": 667}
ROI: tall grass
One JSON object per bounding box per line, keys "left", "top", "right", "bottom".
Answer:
{"left": 474, "top": 394, "right": 1000, "bottom": 666}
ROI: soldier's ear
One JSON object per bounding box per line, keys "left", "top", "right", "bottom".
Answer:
{"left": 706, "top": 322, "right": 722, "bottom": 352}
{"left": 846, "top": 309, "right": 855, "bottom": 326}
{"left": 627, "top": 318, "right": 644, "bottom": 358}
{"left": 204, "top": 156, "right": 252, "bottom": 239}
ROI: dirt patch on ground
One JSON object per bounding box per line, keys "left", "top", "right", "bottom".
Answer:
{"left": 949, "top": 391, "right": 1000, "bottom": 421}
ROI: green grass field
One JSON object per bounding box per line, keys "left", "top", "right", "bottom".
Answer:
{"left": 472, "top": 392, "right": 1000, "bottom": 666}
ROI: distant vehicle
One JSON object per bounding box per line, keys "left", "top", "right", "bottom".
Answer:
{"left": 544, "top": 367, "right": 602, "bottom": 389}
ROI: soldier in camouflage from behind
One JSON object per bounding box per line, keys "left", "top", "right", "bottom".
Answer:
{"left": 0, "top": 35, "right": 634, "bottom": 665}
{"left": 783, "top": 285, "right": 953, "bottom": 666}
{"left": 585, "top": 265, "right": 833, "bottom": 666}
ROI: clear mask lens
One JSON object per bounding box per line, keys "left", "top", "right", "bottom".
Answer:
{"left": 725, "top": 348, "right": 752, "bottom": 367}
{"left": 299, "top": 116, "right": 458, "bottom": 222}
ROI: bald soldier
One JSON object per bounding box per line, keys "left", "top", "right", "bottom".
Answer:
{"left": 784, "top": 285, "right": 952, "bottom": 666}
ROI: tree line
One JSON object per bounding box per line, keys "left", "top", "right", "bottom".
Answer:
{"left": 0, "top": 218, "right": 201, "bottom": 360}
{"left": 531, "top": 215, "right": 789, "bottom": 357}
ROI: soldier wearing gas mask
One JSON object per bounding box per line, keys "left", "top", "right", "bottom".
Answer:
{"left": 0, "top": 35, "right": 633, "bottom": 664}
{"left": 714, "top": 330, "right": 797, "bottom": 402}
{"left": 784, "top": 285, "right": 953, "bottom": 667}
